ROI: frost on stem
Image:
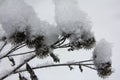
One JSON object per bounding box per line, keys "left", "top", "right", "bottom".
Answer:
{"left": 53, "top": 0, "right": 95, "bottom": 50}
{"left": 93, "top": 39, "right": 113, "bottom": 78}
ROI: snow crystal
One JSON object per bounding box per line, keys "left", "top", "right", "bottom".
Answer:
{"left": 53, "top": 0, "right": 92, "bottom": 39}
{"left": 0, "top": 0, "right": 38, "bottom": 38}
{"left": 93, "top": 39, "right": 112, "bottom": 64}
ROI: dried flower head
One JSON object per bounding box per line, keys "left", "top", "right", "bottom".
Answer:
{"left": 35, "top": 45, "right": 50, "bottom": 58}
{"left": 83, "top": 37, "right": 96, "bottom": 49}
{"left": 10, "top": 31, "right": 26, "bottom": 44}
{"left": 96, "top": 62, "right": 113, "bottom": 78}
{"left": 93, "top": 39, "right": 113, "bottom": 78}
{"left": 26, "top": 36, "right": 44, "bottom": 48}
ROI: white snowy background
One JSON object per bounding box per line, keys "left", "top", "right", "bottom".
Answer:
{"left": 0, "top": 0, "right": 120, "bottom": 80}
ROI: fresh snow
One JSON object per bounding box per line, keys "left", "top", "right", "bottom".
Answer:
{"left": 53, "top": 0, "right": 92, "bottom": 40}
{"left": 0, "top": 0, "right": 39, "bottom": 38}
{"left": 0, "top": 0, "right": 60, "bottom": 46}
{"left": 42, "top": 24, "right": 59, "bottom": 46}
{"left": 93, "top": 39, "right": 112, "bottom": 64}
{"left": 0, "top": 25, "right": 6, "bottom": 40}
{"left": 0, "top": 0, "right": 93, "bottom": 46}
{"left": 29, "top": 20, "right": 59, "bottom": 46}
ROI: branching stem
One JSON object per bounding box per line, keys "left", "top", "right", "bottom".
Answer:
{"left": 0, "top": 54, "right": 36, "bottom": 80}
{"left": 0, "top": 41, "right": 7, "bottom": 53}
{"left": 15, "top": 61, "right": 96, "bottom": 74}
{"left": 7, "top": 50, "right": 35, "bottom": 57}
{"left": 0, "top": 43, "right": 25, "bottom": 59}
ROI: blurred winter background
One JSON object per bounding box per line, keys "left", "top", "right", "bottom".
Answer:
{"left": 0, "top": 0, "right": 120, "bottom": 80}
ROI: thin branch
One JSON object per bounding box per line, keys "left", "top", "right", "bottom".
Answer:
{"left": 15, "top": 62, "right": 96, "bottom": 73}
{"left": 0, "top": 54, "right": 36, "bottom": 80}
{"left": 26, "top": 63, "right": 38, "bottom": 80}
{"left": 7, "top": 50, "right": 35, "bottom": 57}
{"left": 82, "top": 65, "right": 96, "bottom": 70}
{"left": 55, "top": 38, "right": 66, "bottom": 47}
{"left": 74, "top": 59, "right": 93, "bottom": 64}
{"left": 0, "top": 43, "right": 25, "bottom": 59}
{"left": 10, "top": 44, "right": 26, "bottom": 53}
{"left": 51, "top": 36, "right": 66, "bottom": 46}
{"left": 0, "top": 41, "right": 7, "bottom": 53}
{"left": 80, "top": 63, "right": 94, "bottom": 65}
{"left": 53, "top": 43, "right": 71, "bottom": 49}
{"left": 51, "top": 34, "right": 70, "bottom": 48}
{"left": 0, "top": 33, "right": 96, "bottom": 80}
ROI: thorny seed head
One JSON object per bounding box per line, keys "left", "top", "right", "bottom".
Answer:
{"left": 96, "top": 62, "right": 113, "bottom": 78}
{"left": 26, "top": 36, "right": 44, "bottom": 48}
{"left": 82, "top": 37, "right": 96, "bottom": 49}
{"left": 10, "top": 31, "right": 26, "bottom": 44}
{"left": 69, "top": 41, "right": 84, "bottom": 50}
{"left": 35, "top": 45, "right": 49, "bottom": 58}
{"left": 69, "top": 37, "right": 95, "bottom": 50}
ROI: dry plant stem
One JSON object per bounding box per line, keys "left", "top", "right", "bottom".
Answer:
{"left": 74, "top": 59, "right": 93, "bottom": 64}
{"left": 0, "top": 54, "right": 36, "bottom": 80}
{"left": 0, "top": 36, "right": 96, "bottom": 80}
{"left": 0, "top": 41, "right": 7, "bottom": 53}
{"left": 7, "top": 50, "right": 35, "bottom": 57}
{"left": 0, "top": 38, "right": 69, "bottom": 79}
{"left": 15, "top": 62, "right": 96, "bottom": 74}
{"left": 52, "top": 36, "right": 66, "bottom": 46}
{"left": 54, "top": 43, "right": 71, "bottom": 49}
{"left": 55, "top": 38, "right": 66, "bottom": 47}
{"left": 0, "top": 43, "right": 25, "bottom": 59}
{"left": 82, "top": 65, "right": 96, "bottom": 70}
{"left": 51, "top": 36, "right": 67, "bottom": 48}
{"left": 11, "top": 44, "right": 26, "bottom": 53}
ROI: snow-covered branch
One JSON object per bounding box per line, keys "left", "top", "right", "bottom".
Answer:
{"left": 0, "top": 0, "right": 113, "bottom": 79}
{"left": 0, "top": 54, "right": 36, "bottom": 80}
